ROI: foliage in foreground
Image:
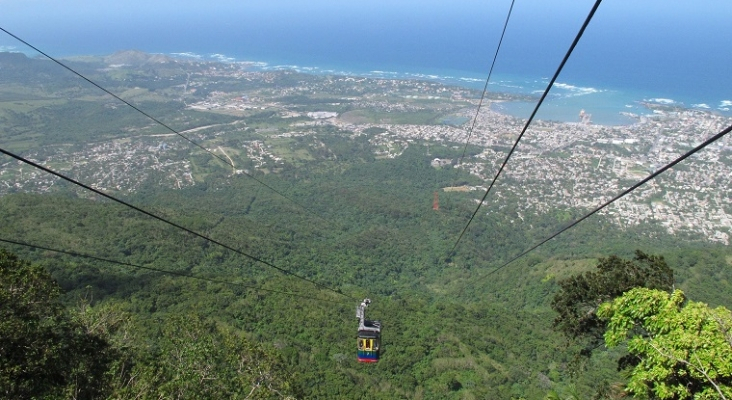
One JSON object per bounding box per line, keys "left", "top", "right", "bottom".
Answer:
{"left": 0, "top": 249, "right": 295, "bottom": 400}
{"left": 107, "top": 312, "right": 295, "bottom": 399}
{"left": 599, "top": 288, "right": 732, "bottom": 400}
{"left": 0, "top": 249, "right": 115, "bottom": 399}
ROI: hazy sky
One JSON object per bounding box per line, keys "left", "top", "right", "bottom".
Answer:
{"left": 4, "top": 0, "right": 728, "bottom": 51}
{"left": 4, "top": 0, "right": 730, "bottom": 26}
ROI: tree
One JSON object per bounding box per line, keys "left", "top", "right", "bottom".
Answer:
{"left": 599, "top": 288, "right": 732, "bottom": 399}
{"left": 0, "top": 249, "right": 115, "bottom": 399}
{"left": 551, "top": 250, "right": 674, "bottom": 355}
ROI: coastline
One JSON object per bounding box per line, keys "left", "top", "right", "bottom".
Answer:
{"left": 4, "top": 44, "right": 731, "bottom": 126}
{"left": 160, "top": 51, "right": 732, "bottom": 126}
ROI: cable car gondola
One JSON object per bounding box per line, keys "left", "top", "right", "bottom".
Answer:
{"left": 356, "top": 298, "right": 381, "bottom": 363}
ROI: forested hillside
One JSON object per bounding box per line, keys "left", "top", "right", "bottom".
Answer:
{"left": 2, "top": 149, "right": 730, "bottom": 398}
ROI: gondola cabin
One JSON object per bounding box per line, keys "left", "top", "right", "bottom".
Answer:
{"left": 356, "top": 299, "right": 381, "bottom": 363}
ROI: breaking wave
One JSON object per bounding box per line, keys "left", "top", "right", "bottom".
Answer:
{"left": 554, "top": 82, "right": 602, "bottom": 97}
{"left": 645, "top": 98, "right": 677, "bottom": 105}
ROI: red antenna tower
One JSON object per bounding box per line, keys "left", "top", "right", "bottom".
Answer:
{"left": 433, "top": 191, "right": 439, "bottom": 211}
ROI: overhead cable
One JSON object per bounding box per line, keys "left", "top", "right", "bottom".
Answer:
{"left": 0, "top": 237, "right": 342, "bottom": 303}
{"left": 0, "top": 146, "right": 355, "bottom": 300}
{"left": 0, "top": 26, "right": 333, "bottom": 225}
{"left": 487, "top": 121, "right": 732, "bottom": 276}
{"left": 449, "top": 0, "right": 604, "bottom": 256}
{"left": 456, "top": 0, "right": 516, "bottom": 169}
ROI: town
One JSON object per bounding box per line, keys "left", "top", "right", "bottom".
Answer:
{"left": 1, "top": 55, "right": 730, "bottom": 244}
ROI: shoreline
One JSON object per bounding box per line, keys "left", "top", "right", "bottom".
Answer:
{"left": 163, "top": 51, "right": 732, "bottom": 126}
{"left": 5, "top": 47, "right": 732, "bottom": 126}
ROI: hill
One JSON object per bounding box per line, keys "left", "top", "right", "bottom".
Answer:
{"left": 104, "top": 49, "right": 176, "bottom": 65}
{"left": 0, "top": 51, "right": 731, "bottom": 399}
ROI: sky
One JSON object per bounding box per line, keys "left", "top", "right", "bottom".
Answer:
{"left": 4, "top": 1, "right": 729, "bottom": 60}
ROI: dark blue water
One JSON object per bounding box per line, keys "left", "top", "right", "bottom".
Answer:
{"left": 2, "top": 0, "right": 731, "bottom": 124}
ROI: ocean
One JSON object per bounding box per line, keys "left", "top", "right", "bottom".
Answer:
{"left": 2, "top": 0, "right": 731, "bottom": 125}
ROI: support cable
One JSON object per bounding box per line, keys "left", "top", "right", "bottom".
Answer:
{"left": 449, "top": 0, "right": 603, "bottom": 257}
{"left": 487, "top": 121, "right": 732, "bottom": 276}
{"left": 0, "top": 146, "right": 356, "bottom": 300}
{"left": 0, "top": 237, "right": 342, "bottom": 303}
{"left": 0, "top": 26, "right": 333, "bottom": 225}
{"left": 456, "top": 0, "right": 516, "bottom": 169}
